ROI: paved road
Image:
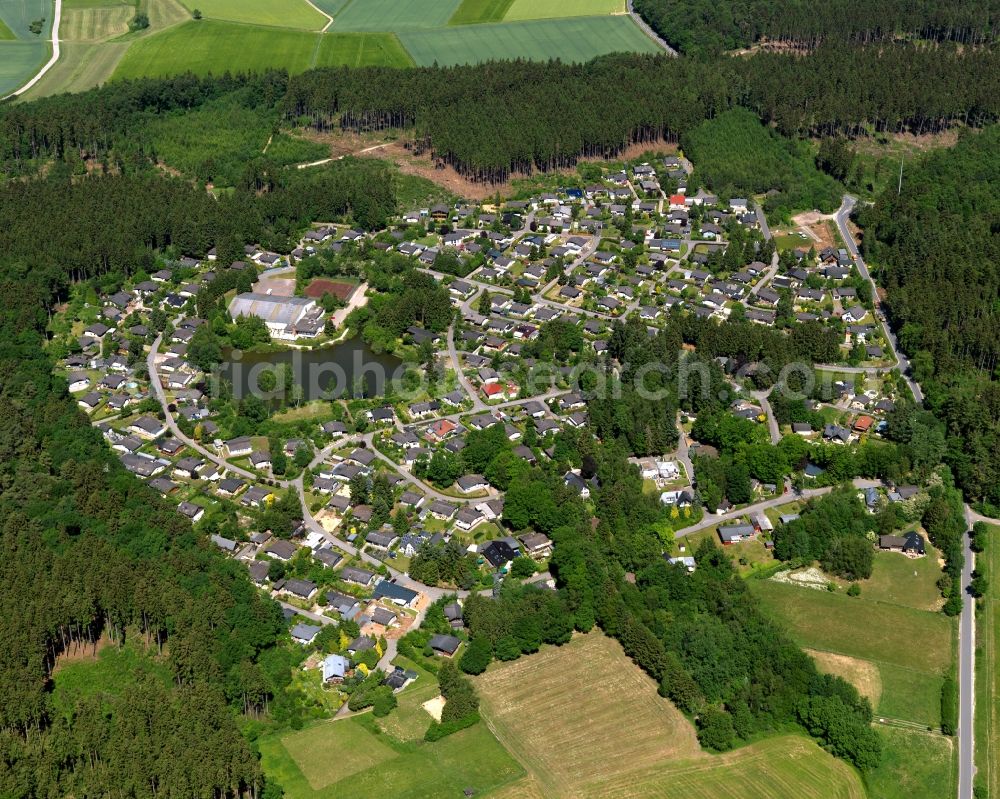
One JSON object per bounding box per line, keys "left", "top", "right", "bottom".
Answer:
{"left": 752, "top": 389, "right": 781, "bottom": 444}
{"left": 147, "top": 334, "right": 292, "bottom": 487}
{"left": 835, "top": 196, "right": 923, "bottom": 404}
{"left": 673, "top": 478, "right": 881, "bottom": 538}
{"left": 2, "top": 0, "right": 62, "bottom": 99}
{"left": 446, "top": 319, "right": 487, "bottom": 411}
{"left": 625, "top": 0, "right": 677, "bottom": 55}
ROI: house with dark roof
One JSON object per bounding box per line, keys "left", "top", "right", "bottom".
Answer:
{"left": 340, "top": 566, "right": 376, "bottom": 587}
{"left": 372, "top": 580, "right": 419, "bottom": 607}
{"left": 428, "top": 634, "right": 462, "bottom": 657}
{"left": 481, "top": 540, "right": 518, "bottom": 570}
{"left": 290, "top": 624, "right": 322, "bottom": 645}
{"left": 718, "top": 523, "right": 755, "bottom": 545}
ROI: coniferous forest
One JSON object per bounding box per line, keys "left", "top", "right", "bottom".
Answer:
{"left": 632, "top": 0, "right": 1000, "bottom": 55}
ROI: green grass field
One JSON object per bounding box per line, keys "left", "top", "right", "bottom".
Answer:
{"left": 975, "top": 524, "right": 1000, "bottom": 798}
{"left": 0, "top": 14, "right": 14, "bottom": 37}
{"left": 504, "top": 0, "right": 625, "bottom": 21}
{"left": 332, "top": 0, "right": 461, "bottom": 31}
{"left": 448, "top": 0, "right": 512, "bottom": 25}
{"left": 259, "top": 715, "right": 524, "bottom": 798}
{"left": 50, "top": 637, "right": 173, "bottom": 721}
{"left": 865, "top": 727, "right": 954, "bottom": 799}
{"left": 114, "top": 20, "right": 411, "bottom": 79}
{"left": 751, "top": 579, "right": 953, "bottom": 674}
{"left": 178, "top": 0, "right": 327, "bottom": 30}
{"left": 399, "top": 15, "right": 658, "bottom": 66}
{"left": 861, "top": 547, "right": 944, "bottom": 612}
{"left": 317, "top": 30, "right": 413, "bottom": 67}
{"left": 752, "top": 579, "right": 954, "bottom": 728}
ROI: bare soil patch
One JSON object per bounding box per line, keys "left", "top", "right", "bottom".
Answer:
{"left": 421, "top": 694, "right": 445, "bottom": 722}
{"left": 805, "top": 648, "right": 883, "bottom": 707}
{"left": 304, "top": 278, "right": 356, "bottom": 300}
{"left": 253, "top": 277, "right": 296, "bottom": 296}
{"left": 51, "top": 633, "right": 112, "bottom": 674}
{"left": 289, "top": 128, "right": 678, "bottom": 200}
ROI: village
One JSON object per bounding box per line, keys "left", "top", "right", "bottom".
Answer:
{"left": 49, "top": 150, "right": 934, "bottom": 714}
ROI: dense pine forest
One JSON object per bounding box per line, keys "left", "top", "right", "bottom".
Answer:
{"left": 859, "top": 127, "right": 1000, "bottom": 511}
{"left": 632, "top": 0, "right": 1000, "bottom": 55}
{"left": 281, "top": 45, "right": 999, "bottom": 180}
{"left": 0, "top": 272, "right": 280, "bottom": 795}
{"left": 2, "top": 46, "right": 997, "bottom": 184}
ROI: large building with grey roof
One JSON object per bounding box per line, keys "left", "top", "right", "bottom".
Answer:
{"left": 228, "top": 293, "right": 321, "bottom": 340}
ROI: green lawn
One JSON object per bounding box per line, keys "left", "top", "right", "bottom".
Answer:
{"left": 504, "top": 0, "right": 625, "bottom": 20}
{"left": 398, "top": 15, "right": 658, "bottom": 66}
{"left": 331, "top": 0, "right": 461, "bottom": 31}
{"left": 178, "top": 0, "right": 327, "bottom": 29}
{"left": 861, "top": 546, "right": 944, "bottom": 612}
{"left": 113, "top": 20, "right": 410, "bottom": 79}
{"left": 259, "top": 714, "right": 524, "bottom": 798}
{"left": 864, "top": 726, "right": 954, "bottom": 799}
{"left": 448, "top": 0, "right": 513, "bottom": 25}
{"left": 0, "top": 14, "right": 14, "bottom": 38}
{"left": 751, "top": 580, "right": 953, "bottom": 675}
{"left": 751, "top": 578, "right": 954, "bottom": 728}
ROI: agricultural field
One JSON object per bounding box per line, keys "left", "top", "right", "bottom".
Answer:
{"left": 113, "top": 20, "right": 411, "bottom": 80}
{"left": 448, "top": 0, "right": 512, "bottom": 25}
{"left": 331, "top": 0, "right": 461, "bottom": 31}
{"left": 23, "top": 0, "right": 660, "bottom": 94}
{"left": 177, "top": 0, "right": 327, "bottom": 30}
{"left": 60, "top": 1, "right": 132, "bottom": 41}
{"left": 0, "top": 0, "right": 52, "bottom": 95}
{"left": 475, "top": 632, "right": 865, "bottom": 799}
{"left": 751, "top": 578, "right": 954, "bottom": 729}
{"left": 504, "top": 0, "right": 626, "bottom": 21}
{"left": 399, "top": 16, "right": 660, "bottom": 67}
{"left": 20, "top": 0, "right": 190, "bottom": 97}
